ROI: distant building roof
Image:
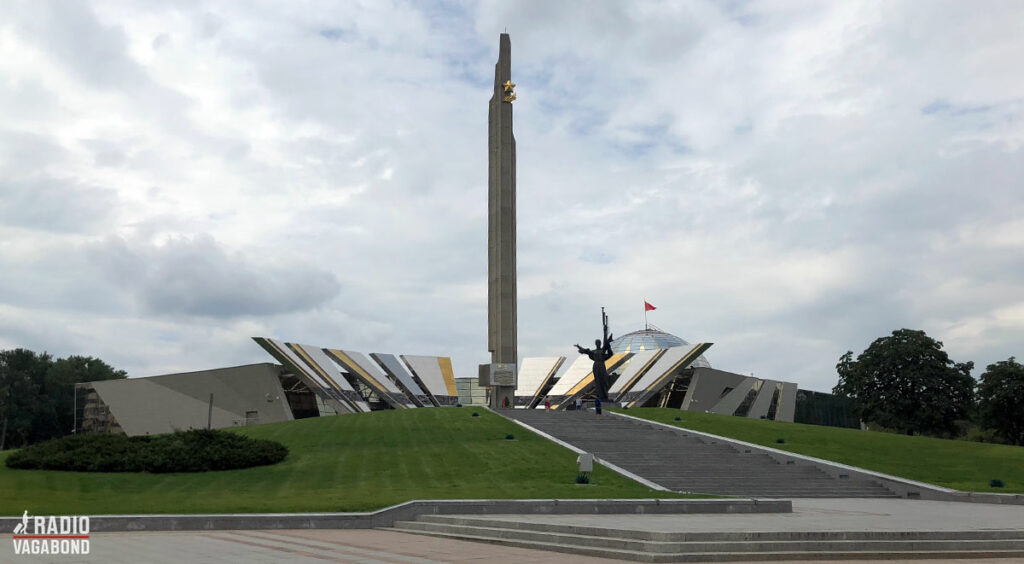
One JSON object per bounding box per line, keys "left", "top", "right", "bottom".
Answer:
{"left": 611, "top": 327, "right": 711, "bottom": 368}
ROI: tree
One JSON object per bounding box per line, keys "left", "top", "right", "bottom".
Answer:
{"left": 0, "top": 349, "right": 49, "bottom": 450}
{"left": 833, "top": 329, "right": 974, "bottom": 437}
{"left": 976, "top": 357, "right": 1024, "bottom": 446}
{"left": 0, "top": 349, "right": 127, "bottom": 449}
{"left": 42, "top": 356, "right": 126, "bottom": 441}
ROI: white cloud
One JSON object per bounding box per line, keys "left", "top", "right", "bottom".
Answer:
{"left": 1, "top": 0, "right": 1022, "bottom": 391}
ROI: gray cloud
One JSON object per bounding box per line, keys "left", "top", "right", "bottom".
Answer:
{"left": 0, "top": 1, "right": 1022, "bottom": 390}
{"left": 4, "top": 0, "right": 148, "bottom": 89}
{"left": 88, "top": 235, "right": 341, "bottom": 318}
{"left": 0, "top": 177, "right": 119, "bottom": 233}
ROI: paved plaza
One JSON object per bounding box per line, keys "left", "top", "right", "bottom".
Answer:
{"left": 8, "top": 528, "right": 618, "bottom": 564}
{"left": 470, "top": 498, "right": 1024, "bottom": 533}
{"left": 6, "top": 499, "right": 1024, "bottom": 563}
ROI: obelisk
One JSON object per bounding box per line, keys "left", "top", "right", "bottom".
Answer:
{"left": 487, "top": 33, "right": 517, "bottom": 408}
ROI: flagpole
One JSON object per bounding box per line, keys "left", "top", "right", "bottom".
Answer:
{"left": 644, "top": 300, "right": 648, "bottom": 330}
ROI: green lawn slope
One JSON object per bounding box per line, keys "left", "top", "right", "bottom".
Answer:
{"left": 614, "top": 407, "right": 1024, "bottom": 493}
{"left": 0, "top": 409, "right": 689, "bottom": 516}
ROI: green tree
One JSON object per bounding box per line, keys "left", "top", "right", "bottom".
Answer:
{"left": 976, "top": 357, "right": 1024, "bottom": 446}
{"left": 0, "top": 349, "right": 127, "bottom": 449}
{"left": 833, "top": 329, "right": 974, "bottom": 437}
{"left": 0, "top": 349, "right": 50, "bottom": 450}
{"left": 36, "top": 356, "right": 127, "bottom": 444}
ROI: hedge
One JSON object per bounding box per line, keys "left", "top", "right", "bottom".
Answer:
{"left": 5, "top": 429, "right": 288, "bottom": 473}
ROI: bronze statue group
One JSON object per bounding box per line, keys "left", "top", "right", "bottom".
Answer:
{"left": 575, "top": 307, "right": 614, "bottom": 414}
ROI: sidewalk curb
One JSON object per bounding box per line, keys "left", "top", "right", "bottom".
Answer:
{"left": 0, "top": 498, "right": 791, "bottom": 532}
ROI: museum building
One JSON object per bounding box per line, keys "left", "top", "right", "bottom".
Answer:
{"left": 77, "top": 328, "right": 797, "bottom": 435}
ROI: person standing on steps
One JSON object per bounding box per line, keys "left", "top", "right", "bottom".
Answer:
{"left": 594, "top": 397, "right": 602, "bottom": 416}
{"left": 575, "top": 397, "right": 582, "bottom": 412}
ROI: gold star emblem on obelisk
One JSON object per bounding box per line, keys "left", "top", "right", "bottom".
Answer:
{"left": 502, "top": 80, "right": 517, "bottom": 102}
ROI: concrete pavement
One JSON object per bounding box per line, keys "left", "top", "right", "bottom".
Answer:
{"left": 464, "top": 498, "right": 1024, "bottom": 533}
{"left": 7, "top": 499, "right": 1024, "bottom": 563}
{"left": 10, "top": 527, "right": 1024, "bottom": 564}
{"left": 5, "top": 528, "right": 622, "bottom": 563}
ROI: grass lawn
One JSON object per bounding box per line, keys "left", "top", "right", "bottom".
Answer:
{"left": 614, "top": 407, "right": 1024, "bottom": 493}
{"left": 0, "top": 408, "right": 694, "bottom": 516}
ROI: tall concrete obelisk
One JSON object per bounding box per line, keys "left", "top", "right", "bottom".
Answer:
{"left": 487, "top": 33, "right": 517, "bottom": 408}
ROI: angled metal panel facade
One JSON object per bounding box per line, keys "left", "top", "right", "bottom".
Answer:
{"left": 544, "top": 355, "right": 592, "bottom": 397}
{"left": 620, "top": 343, "right": 713, "bottom": 408}
{"left": 515, "top": 357, "right": 564, "bottom": 407}
{"left": 608, "top": 349, "right": 663, "bottom": 397}
{"left": 747, "top": 380, "right": 779, "bottom": 419}
{"left": 559, "top": 353, "right": 629, "bottom": 404}
{"left": 401, "top": 355, "right": 459, "bottom": 405}
{"left": 679, "top": 370, "right": 702, "bottom": 411}
{"left": 252, "top": 337, "right": 355, "bottom": 415}
{"left": 709, "top": 377, "right": 757, "bottom": 416}
{"left": 371, "top": 353, "right": 432, "bottom": 407}
{"left": 325, "top": 349, "right": 416, "bottom": 409}
{"left": 680, "top": 367, "right": 749, "bottom": 414}
{"left": 775, "top": 382, "right": 798, "bottom": 422}
{"left": 436, "top": 357, "right": 459, "bottom": 397}
{"left": 289, "top": 344, "right": 371, "bottom": 412}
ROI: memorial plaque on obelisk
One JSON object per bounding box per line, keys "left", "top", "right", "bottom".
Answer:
{"left": 485, "top": 33, "right": 517, "bottom": 409}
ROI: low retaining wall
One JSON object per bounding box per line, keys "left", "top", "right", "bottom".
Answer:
{"left": 0, "top": 498, "right": 790, "bottom": 532}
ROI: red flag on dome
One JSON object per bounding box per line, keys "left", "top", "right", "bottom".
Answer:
{"left": 644, "top": 301, "right": 656, "bottom": 311}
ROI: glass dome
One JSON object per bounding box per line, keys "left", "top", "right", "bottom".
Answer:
{"left": 610, "top": 327, "right": 711, "bottom": 368}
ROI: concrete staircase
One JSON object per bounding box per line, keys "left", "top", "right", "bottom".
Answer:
{"left": 505, "top": 410, "right": 895, "bottom": 498}
{"left": 388, "top": 514, "right": 1024, "bottom": 562}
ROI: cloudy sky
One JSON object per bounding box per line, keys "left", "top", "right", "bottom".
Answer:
{"left": 1, "top": 1, "right": 1022, "bottom": 392}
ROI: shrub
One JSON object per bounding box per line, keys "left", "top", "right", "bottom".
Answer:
{"left": 575, "top": 473, "right": 591, "bottom": 484}
{"left": 990, "top": 479, "right": 1005, "bottom": 488}
{"left": 966, "top": 426, "right": 1005, "bottom": 444}
{"left": 674, "top": 416, "right": 681, "bottom": 421}
{"left": 5, "top": 429, "right": 288, "bottom": 473}
{"left": 471, "top": 412, "right": 479, "bottom": 417}
{"left": 504, "top": 434, "right": 515, "bottom": 440}
{"left": 776, "top": 438, "right": 786, "bottom": 444}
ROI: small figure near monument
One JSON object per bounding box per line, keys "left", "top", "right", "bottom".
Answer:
{"left": 575, "top": 308, "right": 615, "bottom": 402}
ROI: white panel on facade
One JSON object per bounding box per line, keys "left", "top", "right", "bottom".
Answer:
{"left": 253, "top": 337, "right": 356, "bottom": 415}
{"left": 623, "top": 345, "right": 697, "bottom": 396}
{"left": 291, "top": 344, "right": 357, "bottom": 391}
{"left": 401, "top": 355, "right": 449, "bottom": 398}
{"left": 516, "top": 357, "right": 562, "bottom": 398}
{"left": 291, "top": 344, "right": 371, "bottom": 412}
{"left": 324, "top": 348, "right": 415, "bottom": 409}
{"left": 341, "top": 350, "right": 402, "bottom": 393}
{"left": 608, "top": 350, "right": 661, "bottom": 395}
{"left": 264, "top": 338, "right": 332, "bottom": 389}
{"left": 545, "top": 355, "right": 593, "bottom": 397}
{"left": 371, "top": 353, "right": 429, "bottom": 398}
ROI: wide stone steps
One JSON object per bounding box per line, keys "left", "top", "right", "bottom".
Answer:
{"left": 505, "top": 410, "right": 897, "bottom": 498}
{"left": 388, "top": 515, "right": 1024, "bottom": 562}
